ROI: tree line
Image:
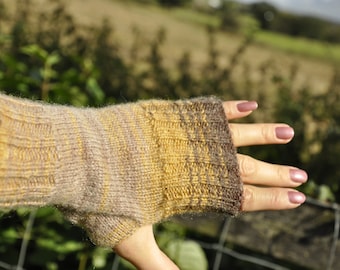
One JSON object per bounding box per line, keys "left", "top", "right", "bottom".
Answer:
{"left": 132, "top": 0, "right": 340, "bottom": 43}
{"left": 0, "top": 0, "right": 339, "bottom": 269}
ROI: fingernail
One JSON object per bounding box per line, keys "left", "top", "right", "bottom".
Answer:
{"left": 237, "top": 101, "right": 258, "bottom": 112}
{"left": 288, "top": 191, "right": 306, "bottom": 204}
{"left": 290, "top": 169, "right": 308, "bottom": 183}
{"left": 275, "top": 126, "right": 294, "bottom": 140}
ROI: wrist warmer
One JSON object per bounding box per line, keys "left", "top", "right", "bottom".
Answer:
{"left": 0, "top": 94, "right": 242, "bottom": 247}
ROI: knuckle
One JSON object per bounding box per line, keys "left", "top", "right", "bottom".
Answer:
{"left": 229, "top": 124, "right": 239, "bottom": 143}
{"left": 223, "top": 102, "right": 237, "bottom": 117}
{"left": 239, "top": 155, "right": 257, "bottom": 177}
{"left": 268, "top": 189, "right": 284, "bottom": 207}
{"left": 276, "top": 166, "right": 287, "bottom": 182}
{"left": 261, "top": 125, "right": 274, "bottom": 142}
{"left": 242, "top": 187, "right": 255, "bottom": 211}
{"left": 243, "top": 187, "right": 286, "bottom": 211}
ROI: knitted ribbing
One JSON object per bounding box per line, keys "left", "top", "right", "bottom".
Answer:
{"left": 0, "top": 94, "right": 242, "bottom": 247}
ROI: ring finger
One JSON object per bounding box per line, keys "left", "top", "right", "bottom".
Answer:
{"left": 238, "top": 154, "right": 308, "bottom": 187}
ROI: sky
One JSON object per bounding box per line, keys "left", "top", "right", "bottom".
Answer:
{"left": 236, "top": 0, "right": 340, "bottom": 23}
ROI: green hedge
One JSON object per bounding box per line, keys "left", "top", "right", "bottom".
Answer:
{"left": 0, "top": 0, "right": 339, "bottom": 269}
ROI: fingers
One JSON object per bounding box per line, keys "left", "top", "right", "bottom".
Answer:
{"left": 238, "top": 154, "right": 308, "bottom": 187}
{"left": 223, "top": 101, "right": 294, "bottom": 146}
{"left": 238, "top": 154, "right": 308, "bottom": 211}
{"left": 242, "top": 186, "right": 306, "bottom": 211}
{"left": 223, "top": 100, "right": 308, "bottom": 212}
{"left": 229, "top": 123, "right": 294, "bottom": 147}
{"left": 223, "top": 101, "right": 258, "bottom": 120}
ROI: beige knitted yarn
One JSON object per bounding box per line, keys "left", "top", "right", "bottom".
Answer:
{"left": 0, "top": 94, "right": 242, "bottom": 247}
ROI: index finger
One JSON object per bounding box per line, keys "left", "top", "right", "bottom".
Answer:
{"left": 223, "top": 101, "right": 258, "bottom": 120}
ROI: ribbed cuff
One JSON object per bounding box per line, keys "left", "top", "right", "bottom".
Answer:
{"left": 141, "top": 97, "right": 242, "bottom": 218}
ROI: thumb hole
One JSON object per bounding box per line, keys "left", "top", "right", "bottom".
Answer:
{"left": 59, "top": 208, "right": 179, "bottom": 269}
{"left": 59, "top": 207, "right": 139, "bottom": 248}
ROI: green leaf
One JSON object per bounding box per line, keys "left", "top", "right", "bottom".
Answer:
{"left": 319, "top": 185, "right": 335, "bottom": 202}
{"left": 164, "top": 239, "right": 208, "bottom": 270}
{"left": 120, "top": 257, "right": 137, "bottom": 270}
{"left": 35, "top": 207, "right": 59, "bottom": 219}
{"left": 92, "top": 247, "right": 110, "bottom": 268}
{"left": 46, "top": 262, "right": 58, "bottom": 270}
{"left": 1, "top": 228, "right": 19, "bottom": 242}
{"left": 45, "top": 53, "right": 60, "bottom": 67}
{"left": 86, "top": 77, "right": 105, "bottom": 103}
{"left": 37, "top": 238, "right": 84, "bottom": 254}
{"left": 21, "top": 44, "right": 48, "bottom": 60}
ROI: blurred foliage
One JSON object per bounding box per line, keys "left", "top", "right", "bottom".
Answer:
{"left": 125, "top": 0, "right": 191, "bottom": 7}
{"left": 217, "top": 1, "right": 242, "bottom": 32}
{"left": 0, "top": 0, "right": 339, "bottom": 269}
{"left": 247, "top": 2, "right": 277, "bottom": 30}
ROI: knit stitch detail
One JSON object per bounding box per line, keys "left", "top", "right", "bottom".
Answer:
{"left": 0, "top": 94, "right": 242, "bottom": 247}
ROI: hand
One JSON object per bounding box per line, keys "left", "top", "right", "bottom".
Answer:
{"left": 224, "top": 101, "right": 307, "bottom": 211}
{"left": 114, "top": 100, "right": 308, "bottom": 270}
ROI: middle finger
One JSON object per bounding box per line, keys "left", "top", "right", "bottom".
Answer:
{"left": 229, "top": 123, "right": 295, "bottom": 147}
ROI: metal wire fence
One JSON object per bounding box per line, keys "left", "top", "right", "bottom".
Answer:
{"left": 0, "top": 197, "right": 339, "bottom": 270}
{"left": 202, "top": 197, "right": 340, "bottom": 270}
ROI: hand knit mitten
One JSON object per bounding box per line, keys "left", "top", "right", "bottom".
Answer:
{"left": 0, "top": 93, "right": 242, "bottom": 247}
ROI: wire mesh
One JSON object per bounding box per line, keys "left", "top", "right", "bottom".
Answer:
{"left": 0, "top": 197, "right": 339, "bottom": 270}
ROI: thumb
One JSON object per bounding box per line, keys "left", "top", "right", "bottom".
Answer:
{"left": 59, "top": 208, "right": 177, "bottom": 269}
{"left": 114, "top": 225, "right": 179, "bottom": 270}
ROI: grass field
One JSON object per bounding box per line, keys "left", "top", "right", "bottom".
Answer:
{"left": 255, "top": 31, "right": 340, "bottom": 64}
{"left": 169, "top": 6, "right": 340, "bottom": 64}
{"left": 23, "top": 0, "right": 340, "bottom": 92}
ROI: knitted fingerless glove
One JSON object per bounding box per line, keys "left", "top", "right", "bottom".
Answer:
{"left": 0, "top": 94, "right": 242, "bottom": 247}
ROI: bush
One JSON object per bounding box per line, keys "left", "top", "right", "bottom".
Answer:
{"left": 216, "top": 1, "right": 242, "bottom": 32}
{"left": 0, "top": 0, "right": 339, "bottom": 269}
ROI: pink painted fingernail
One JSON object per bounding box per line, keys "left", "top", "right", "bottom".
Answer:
{"left": 275, "top": 126, "right": 294, "bottom": 140}
{"left": 288, "top": 191, "right": 306, "bottom": 204}
{"left": 290, "top": 169, "right": 308, "bottom": 183}
{"left": 237, "top": 101, "right": 258, "bottom": 112}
